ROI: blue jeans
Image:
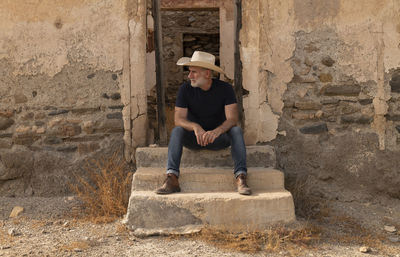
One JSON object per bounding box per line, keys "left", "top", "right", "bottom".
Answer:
{"left": 166, "top": 126, "right": 247, "bottom": 178}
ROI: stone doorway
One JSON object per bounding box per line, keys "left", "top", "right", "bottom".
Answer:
{"left": 147, "top": 0, "right": 236, "bottom": 145}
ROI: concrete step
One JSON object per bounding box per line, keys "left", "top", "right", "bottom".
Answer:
{"left": 132, "top": 167, "right": 285, "bottom": 193}
{"left": 124, "top": 190, "right": 295, "bottom": 231}
{"left": 135, "top": 145, "right": 276, "bottom": 168}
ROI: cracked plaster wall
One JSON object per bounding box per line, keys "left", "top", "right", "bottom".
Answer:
{"left": 240, "top": 0, "right": 400, "bottom": 199}
{"left": 0, "top": 0, "right": 146, "bottom": 196}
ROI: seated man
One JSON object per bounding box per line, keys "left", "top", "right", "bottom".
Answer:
{"left": 155, "top": 51, "right": 251, "bottom": 195}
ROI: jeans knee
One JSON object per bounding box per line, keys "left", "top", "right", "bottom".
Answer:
{"left": 229, "top": 126, "right": 243, "bottom": 136}
{"left": 171, "top": 126, "right": 185, "bottom": 135}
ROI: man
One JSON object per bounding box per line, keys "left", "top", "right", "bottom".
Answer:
{"left": 155, "top": 51, "right": 251, "bottom": 195}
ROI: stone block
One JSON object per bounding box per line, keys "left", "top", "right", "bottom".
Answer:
{"left": 13, "top": 133, "right": 40, "bottom": 146}
{"left": 56, "top": 145, "right": 77, "bottom": 152}
{"left": 55, "top": 124, "right": 82, "bottom": 137}
{"left": 133, "top": 167, "right": 284, "bottom": 193}
{"left": 135, "top": 145, "right": 276, "bottom": 168}
{"left": 299, "top": 123, "right": 328, "bottom": 134}
{"left": 0, "top": 118, "right": 14, "bottom": 130}
{"left": 125, "top": 191, "right": 295, "bottom": 231}
{"left": 106, "top": 112, "right": 123, "bottom": 119}
{"left": 0, "top": 110, "right": 14, "bottom": 118}
{"left": 359, "top": 99, "right": 373, "bottom": 105}
{"left": 48, "top": 110, "right": 69, "bottom": 116}
{"left": 71, "top": 107, "right": 100, "bottom": 115}
{"left": 294, "top": 101, "right": 322, "bottom": 110}
{"left": 14, "top": 92, "right": 28, "bottom": 104}
{"left": 0, "top": 139, "right": 12, "bottom": 149}
{"left": 95, "top": 119, "right": 124, "bottom": 133}
{"left": 390, "top": 73, "right": 400, "bottom": 93}
{"left": 78, "top": 142, "right": 100, "bottom": 154}
{"left": 321, "top": 84, "right": 361, "bottom": 96}
{"left": 341, "top": 114, "right": 372, "bottom": 124}
{"left": 318, "top": 73, "right": 333, "bottom": 82}
{"left": 385, "top": 114, "right": 400, "bottom": 121}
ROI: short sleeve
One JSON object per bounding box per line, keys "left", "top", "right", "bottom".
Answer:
{"left": 224, "top": 84, "right": 237, "bottom": 105}
{"left": 175, "top": 83, "right": 188, "bottom": 108}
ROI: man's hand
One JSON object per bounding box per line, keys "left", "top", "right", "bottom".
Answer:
{"left": 202, "top": 128, "right": 222, "bottom": 146}
{"left": 193, "top": 125, "right": 206, "bottom": 146}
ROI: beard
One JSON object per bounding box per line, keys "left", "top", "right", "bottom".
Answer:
{"left": 190, "top": 76, "right": 208, "bottom": 88}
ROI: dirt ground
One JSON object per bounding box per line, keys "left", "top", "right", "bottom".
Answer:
{"left": 0, "top": 195, "right": 400, "bottom": 257}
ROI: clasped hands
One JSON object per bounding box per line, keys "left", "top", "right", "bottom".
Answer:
{"left": 193, "top": 125, "right": 222, "bottom": 146}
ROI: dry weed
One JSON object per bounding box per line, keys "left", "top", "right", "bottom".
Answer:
{"left": 180, "top": 223, "right": 321, "bottom": 255}
{"left": 70, "top": 152, "right": 133, "bottom": 223}
{"left": 59, "top": 240, "right": 90, "bottom": 252}
{"left": 285, "top": 174, "right": 328, "bottom": 220}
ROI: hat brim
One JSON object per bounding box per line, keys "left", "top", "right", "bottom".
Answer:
{"left": 176, "top": 58, "right": 225, "bottom": 74}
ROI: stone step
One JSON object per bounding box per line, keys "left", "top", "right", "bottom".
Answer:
{"left": 135, "top": 145, "right": 276, "bottom": 168}
{"left": 124, "top": 190, "right": 296, "bottom": 231}
{"left": 132, "top": 167, "right": 285, "bottom": 193}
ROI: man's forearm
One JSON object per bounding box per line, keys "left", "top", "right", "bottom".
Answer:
{"left": 213, "top": 118, "right": 237, "bottom": 135}
{"left": 175, "top": 117, "right": 200, "bottom": 131}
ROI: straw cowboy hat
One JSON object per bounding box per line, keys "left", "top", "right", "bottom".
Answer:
{"left": 176, "top": 51, "right": 225, "bottom": 74}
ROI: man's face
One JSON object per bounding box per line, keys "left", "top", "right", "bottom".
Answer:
{"left": 188, "top": 67, "right": 209, "bottom": 88}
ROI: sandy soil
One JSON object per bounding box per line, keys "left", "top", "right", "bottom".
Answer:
{"left": 0, "top": 196, "right": 399, "bottom": 257}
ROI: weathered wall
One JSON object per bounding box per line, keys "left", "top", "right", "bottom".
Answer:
{"left": 241, "top": 0, "right": 400, "bottom": 199}
{"left": 0, "top": 0, "right": 137, "bottom": 196}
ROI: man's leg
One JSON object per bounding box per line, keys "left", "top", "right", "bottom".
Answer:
{"left": 156, "top": 126, "right": 200, "bottom": 194}
{"left": 156, "top": 126, "right": 188, "bottom": 194}
{"left": 227, "top": 126, "right": 251, "bottom": 195}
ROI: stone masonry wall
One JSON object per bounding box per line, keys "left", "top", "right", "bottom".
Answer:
{"left": 0, "top": 0, "right": 132, "bottom": 196}
{"left": 240, "top": 0, "right": 400, "bottom": 200}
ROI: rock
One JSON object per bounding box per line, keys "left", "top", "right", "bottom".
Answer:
{"left": 112, "top": 74, "right": 118, "bottom": 80}
{"left": 132, "top": 225, "right": 202, "bottom": 237}
{"left": 384, "top": 225, "right": 397, "bottom": 233}
{"left": 0, "top": 117, "right": 14, "bottom": 130}
{"left": 14, "top": 92, "right": 28, "bottom": 104}
{"left": 321, "top": 56, "right": 335, "bottom": 67}
{"left": 56, "top": 145, "right": 78, "bottom": 152}
{"left": 359, "top": 99, "right": 373, "bottom": 105}
{"left": 320, "top": 84, "right": 361, "bottom": 96}
{"left": 8, "top": 228, "right": 18, "bottom": 236}
{"left": 359, "top": 246, "right": 371, "bottom": 253}
{"left": 319, "top": 73, "right": 333, "bottom": 82}
{"left": 388, "top": 236, "right": 400, "bottom": 243}
{"left": 0, "top": 246, "right": 11, "bottom": 250}
{"left": 73, "top": 248, "right": 83, "bottom": 252}
{"left": 299, "top": 123, "right": 328, "bottom": 134}
{"left": 396, "top": 125, "right": 400, "bottom": 133}
{"left": 390, "top": 73, "right": 400, "bottom": 93}
{"left": 87, "top": 73, "right": 95, "bottom": 79}
{"left": 63, "top": 221, "right": 70, "bottom": 227}
{"left": 294, "top": 101, "right": 322, "bottom": 110}
{"left": 110, "top": 93, "right": 121, "bottom": 100}
{"left": 48, "top": 110, "right": 69, "bottom": 116}
{"left": 106, "top": 112, "right": 123, "bottom": 119}
{"left": 9, "top": 206, "right": 24, "bottom": 218}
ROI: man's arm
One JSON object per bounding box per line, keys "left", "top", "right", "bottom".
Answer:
{"left": 175, "top": 107, "right": 207, "bottom": 146}
{"left": 202, "top": 103, "right": 239, "bottom": 145}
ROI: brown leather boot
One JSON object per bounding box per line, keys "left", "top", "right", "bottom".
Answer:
{"left": 237, "top": 174, "right": 252, "bottom": 195}
{"left": 155, "top": 174, "right": 181, "bottom": 194}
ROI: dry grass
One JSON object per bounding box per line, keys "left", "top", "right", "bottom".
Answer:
{"left": 59, "top": 240, "right": 91, "bottom": 252}
{"left": 285, "top": 174, "right": 328, "bottom": 220}
{"left": 70, "top": 152, "right": 133, "bottom": 223}
{"left": 177, "top": 223, "right": 321, "bottom": 255}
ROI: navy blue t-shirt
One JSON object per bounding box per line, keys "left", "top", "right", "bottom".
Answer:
{"left": 175, "top": 79, "right": 237, "bottom": 131}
